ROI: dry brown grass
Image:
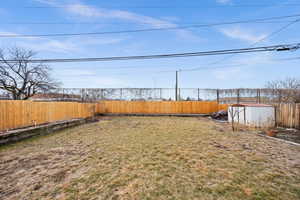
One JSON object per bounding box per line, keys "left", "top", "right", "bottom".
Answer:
{"left": 0, "top": 116, "right": 299, "bottom": 200}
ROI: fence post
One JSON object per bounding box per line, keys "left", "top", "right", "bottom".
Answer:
{"left": 237, "top": 89, "right": 240, "bottom": 104}
{"left": 100, "top": 89, "right": 104, "bottom": 100}
{"left": 298, "top": 104, "right": 300, "bottom": 129}
{"left": 81, "top": 89, "right": 84, "bottom": 102}
{"left": 278, "top": 89, "right": 282, "bottom": 103}
{"left": 120, "top": 88, "right": 123, "bottom": 100}
{"left": 217, "top": 89, "right": 220, "bottom": 104}
{"left": 274, "top": 105, "right": 277, "bottom": 127}
{"left": 256, "top": 89, "right": 261, "bottom": 104}
{"left": 198, "top": 88, "right": 200, "bottom": 101}
{"left": 62, "top": 88, "right": 65, "bottom": 101}
{"left": 159, "top": 88, "right": 162, "bottom": 100}
{"left": 175, "top": 71, "right": 178, "bottom": 101}
{"left": 294, "top": 103, "right": 297, "bottom": 128}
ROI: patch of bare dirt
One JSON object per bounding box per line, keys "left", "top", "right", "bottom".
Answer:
{"left": 0, "top": 145, "right": 90, "bottom": 199}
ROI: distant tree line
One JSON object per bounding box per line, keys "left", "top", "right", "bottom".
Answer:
{"left": 266, "top": 77, "right": 300, "bottom": 103}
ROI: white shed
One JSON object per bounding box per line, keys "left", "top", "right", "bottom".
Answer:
{"left": 228, "top": 104, "right": 275, "bottom": 128}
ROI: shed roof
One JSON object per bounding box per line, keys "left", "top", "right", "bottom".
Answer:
{"left": 231, "top": 103, "right": 273, "bottom": 107}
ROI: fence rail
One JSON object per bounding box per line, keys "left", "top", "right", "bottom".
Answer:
{"left": 0, "top": 101, "right": 96, "bottom": 132}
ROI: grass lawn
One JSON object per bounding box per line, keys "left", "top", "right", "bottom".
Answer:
{"left": 0, "top": 116, "right": 299, "bottom": 200}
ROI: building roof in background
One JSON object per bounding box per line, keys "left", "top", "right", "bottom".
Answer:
{"left": 30, "top": 93, "right": 81, "bottom": 100}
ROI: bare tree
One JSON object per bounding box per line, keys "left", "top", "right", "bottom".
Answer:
{"left": 266, "top": 77, "right": 300, "bottom": 103}
{"left": 0, "top": 47, "right": 59, "bottom": 100}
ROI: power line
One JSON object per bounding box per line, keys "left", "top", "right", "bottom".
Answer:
{"left": 13, "top": 4, "right": 300, "bottom": 9}
{"left": 181, "top": 56, "right": 300, "bottom": 72}
{"left": 0, "top": 20, "right": 295, "bottom": 25}
{"left": 141, "top": 18, "right": 300, "bottom": 75}
{"left": 1, "top": 14, "right": 300, "bottom": 38}
{"left": 181, "top": 18, "right": 300, "bottom": 72}
{"left": 108, "top": 56, "right": 300, "bottom": 77}
{"left": 2, "top": 43, "right": 299, "bottom": 63}
{"left": 89, "top": 56, "right": 300, "bottom": 77}
{"left": 53, "top": 56, "right": 300, "bottom": 72}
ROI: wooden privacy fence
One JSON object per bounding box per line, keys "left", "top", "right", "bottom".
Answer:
{"left": 1, "top": 100, "right": 300, "bottom": 132}
{"left": 97, "top": 101, "right": 228, "bottom": 114}
{"left": 275, "top": 103, "right": 300, "bottom": 129}
{"left": 0, "top": 100, "right": 227, "bottom": 132}
{"left": 0, "top": 101, "right": 96, "bottom": 132}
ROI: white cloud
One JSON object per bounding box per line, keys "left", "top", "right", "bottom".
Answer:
{"left": 216, "top": 0, "right": 232, "bottom": 5}
{"left": 219, "top": 27, "right": 267, "bottom": 43}
{"left": 17, "top": 39, "right": 77, "bottom": 53}
{"left": 33, "top": 0, "right": 175, "bottom": 28}
{"left": 33, "top": 0, "right": 57, "bottom": 5}
{"left": 0, "top": 31, "right": 77, "bottom": 54}
{"left": 0, "top": 31, "right": 20, "bottom": 37}
{"left": 0, "top": 29, "right": 125, "bottom": 54}
{"left": 33, "top": 0, "right": 201, "bottom": 40}
{"left": 65, "top": 4, "right": 104, "bottom": 18}
{"left": 65, "top": 3, "right": 175, "bottom": 28}
{"left": 17, "top": 37, "right": 125, "bottom": 54}
{"left": 65, "top": 4, "right": 202, "bottom": 40}
{"left": 0, "top": 31, "right": 43, "bottom": 41}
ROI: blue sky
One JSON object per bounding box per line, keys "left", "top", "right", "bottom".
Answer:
{"left": 0, "top": 0, "right": 299, "bottom": 88}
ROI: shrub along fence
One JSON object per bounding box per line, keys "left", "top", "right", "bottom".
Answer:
{"left": 0, "top": 101, "right": 96, "bottom": 132}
